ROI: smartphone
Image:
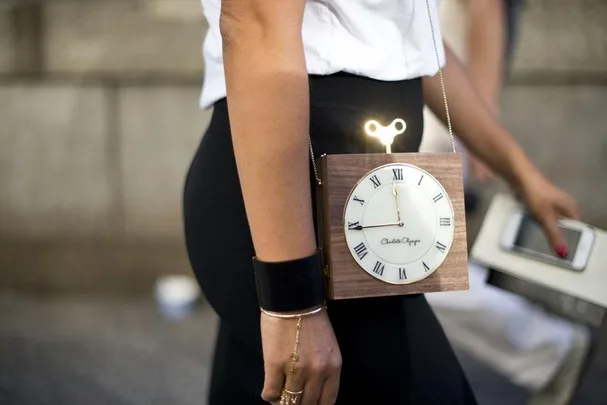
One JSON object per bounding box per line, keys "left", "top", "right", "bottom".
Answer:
{"left": 500, "top": 211, "right": 595, "bottom": 272}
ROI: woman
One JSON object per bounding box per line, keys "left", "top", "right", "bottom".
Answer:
{"left": 183, "top": 0, "right": 579, "bottom": 404}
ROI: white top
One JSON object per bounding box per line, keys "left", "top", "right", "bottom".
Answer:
{"left": 199, "top": 0, "right": 445, "bottom": 109}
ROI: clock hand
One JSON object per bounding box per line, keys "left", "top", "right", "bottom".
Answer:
{"left": 392, "top": 182, "right": 403, "bottom": 225}
{"left": 349, "top": 222, "right": 402, "bottom": 231}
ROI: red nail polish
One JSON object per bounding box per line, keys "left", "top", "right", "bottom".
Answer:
{"left": 555, "top": 243, "right": 568, "bottom": 258}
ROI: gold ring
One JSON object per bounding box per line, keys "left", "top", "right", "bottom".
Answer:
{"left": 280, "top": 388, "right": 303, "bottom": 405}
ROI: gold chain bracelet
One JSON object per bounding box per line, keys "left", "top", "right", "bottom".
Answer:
{"left": 275, "top": 302, "right": 329, "bottom": 404}
{"left": 280, "top": 315, "right": 303, "bottom": 405}
{"left": 261, "top": 302, "right": 327, "bottom": 319}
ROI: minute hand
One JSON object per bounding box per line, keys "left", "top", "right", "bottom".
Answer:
{"left": 350, "top": 222, "right": 402, "bottom": 230}
{"left": 393, "top": 182, "right": 402, "bottom": 224}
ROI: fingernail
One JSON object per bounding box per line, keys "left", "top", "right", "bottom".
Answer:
{"left": 555, "top": 243, "right": 568, "bottom": 258}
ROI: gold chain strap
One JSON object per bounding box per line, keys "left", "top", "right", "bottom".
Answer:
{"left": 424, "top": 0, "right": 457, "bottom": 153}
{"left": 309, "top": 135, "right": 322, "bottom": 186}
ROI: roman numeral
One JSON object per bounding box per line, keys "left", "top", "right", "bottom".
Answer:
{"left": 353, "top": 196, "right": 365, "bottom": 205}
{"left": 418, "top": 175, "right": 424, "bottom": 185}
{"left": 353, "top": 242, "right": 368, "bottom": 260}
{"left": 423, "top": 261, "right": 430, "bottom": 272}
{"left": 372, "top": 261, "right": 385, "bottom": 276}
{"left": 347, "top": 221, "right": 362, "bottom": 230}
{"left": 433, "top": 193, "right": 444, "bottom": 203}
{"left": 398, "top": 267, "right": 407, "bottom": 280}
{"left": 392, "top": 168, "right": 403, "bottom": 181}
{"left": 436, "top": 241, "right": 447, "bottom": 253}
{"left": 369, "top": 175, "right": 381, "bottom": 188}
{"left": 440, "top": 218, "right": 451, "bottom": 227}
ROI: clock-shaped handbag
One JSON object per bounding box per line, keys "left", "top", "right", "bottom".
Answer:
{"left": 311, "top": 0, "right": 469, "bottom": 300}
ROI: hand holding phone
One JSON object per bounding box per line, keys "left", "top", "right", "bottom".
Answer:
{"left": 515, "top": 171, "right": 580, "bottom": 258}
{"left": 500, "top": 212, "right": 595, "bottom": 272}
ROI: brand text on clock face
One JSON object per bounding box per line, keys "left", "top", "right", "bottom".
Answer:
{"left": 380, "top": 237, "right": 422, "bottom": 246}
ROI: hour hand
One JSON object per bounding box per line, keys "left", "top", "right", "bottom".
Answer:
{"left": 347, "top": 222, "right": 401, "bottom": 231}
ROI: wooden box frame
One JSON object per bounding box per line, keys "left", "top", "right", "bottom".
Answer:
{"left": 317, "top": 153, "right": 469, "bottom": 300}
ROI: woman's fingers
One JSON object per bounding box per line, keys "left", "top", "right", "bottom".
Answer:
{"left": 261, "top": 365, "right": 285, "bottom": 404}
{"left": 306, "top": 346, "right": 342, "bottom": 405}
{"left": 281, "top": 363, "right": 307, "bottom": 405}
{"left": 300, "top": 358, "right": 336, "bottom": 405}
{"left": 300, "top": 375, "right": 323, "bottom": 405}
{"left": 299, "top": 358, "right": 341, "bottom": 405}
{"left": 522, "top": 175, "right": 581, "bottom": 258}
{"left": 556, "top": 191, "right": 581, "bottom": 221}
{"left": 539, "top": 190, "right": 580, "bottom": 257}
{"left": 538, "top": 210, "right": 566, "bottom": 256}
{"left": 317, "top": 371, "right": 341, "bottom": 405}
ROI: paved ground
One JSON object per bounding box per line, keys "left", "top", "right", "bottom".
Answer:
{"left": 1, "top": 292, "right": 605, "bottom": 405}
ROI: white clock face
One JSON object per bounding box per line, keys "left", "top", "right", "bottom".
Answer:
{"left": 343, "top": 163, "right": 455, "bottom": 284}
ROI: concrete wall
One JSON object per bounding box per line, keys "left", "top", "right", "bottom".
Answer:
{"left": 0, "top": 1, "right": 210, "bottom": 293}
{"left": 512, "top": 0, "right": 607, "bottom": 78}
{"left": 0, "top": 84, "right": 211, "bottom": 239}
{"left": 0, "top": 10, "right": 11, "bottom": 73}
{"left": 0, "top": 0, "right": 606, "bottom": 293}
{"left": 1, "top": 0, "right": 208, "bottom": 243}
{"left": 45, "top": 0, "right": 204, "bottom": 76}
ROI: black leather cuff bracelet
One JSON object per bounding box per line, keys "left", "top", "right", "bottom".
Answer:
{"left": 253, "top": 249, "right": 325, "bottom": 312}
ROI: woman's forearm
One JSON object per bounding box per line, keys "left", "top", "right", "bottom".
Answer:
{"left": 467, "top": 0, "right": 506, "bottom": 111}
{"left": 220, "top": 0, "right": 316, "bottom": 262}
{"left": 422, "top": 45, "right": 537, "bottom": 186}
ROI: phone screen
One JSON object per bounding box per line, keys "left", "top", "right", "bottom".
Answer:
{"left": 514, "top": 215, "right": 581, "bottom": 263}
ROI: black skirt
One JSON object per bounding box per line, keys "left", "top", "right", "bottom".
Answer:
{"left": 183, "top": 72, "right": 477, "bottom": 404}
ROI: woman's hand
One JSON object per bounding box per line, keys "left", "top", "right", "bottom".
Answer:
{"left": 260, "top": 310, "right": 342, "bottom": 405}
{"left": 516, "top": 171, "right": 580, "bottom": 257}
